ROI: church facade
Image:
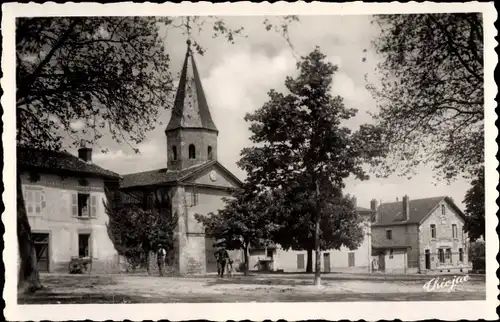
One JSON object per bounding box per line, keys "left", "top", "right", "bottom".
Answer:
{"left": 121, "top": 42, "right": 242, "bottom": 275}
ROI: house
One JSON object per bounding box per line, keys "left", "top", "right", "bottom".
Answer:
{"left": 245, "top": 205, "right": 374, "bottom": 273}
{"left": 371, "top": 195, "right": 471, "bottom": 274}
{"left": 120, "top": 41, "right": 243, "bottom": 275}
{"left": 17, "top": 144, "right": 122, "bottom": 273}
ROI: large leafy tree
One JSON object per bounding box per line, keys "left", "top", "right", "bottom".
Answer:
{"left": 270, "top": 179, "right": 365, "bottom": 273}
{"left": 16, "top": 15, "right": 297, "bottom": 292}
{"left": 365, "top": 13, "right": 484, "bottom": 181}
{"left": 463, "top": 166, "right": 485, "bottom": 242}
{"left": 195, "top": 184, "right": 277, "bottom": 276}
{"left": 238, "top": 48, "right": 382, "bottom": 286}
{"left": 104, "top": 189, "right": 178, "bottom": 272}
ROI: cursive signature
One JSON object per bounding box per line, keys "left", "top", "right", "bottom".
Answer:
{"left": 422, "top": 275, "right": 471, "bottom": 292}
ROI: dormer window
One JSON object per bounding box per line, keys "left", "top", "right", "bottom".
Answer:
{"left": 189, "top": 144, "right": 196, "bottom": 159}
{"left": 208, "top": 146, "right": 213, "bottom": 160}
{"left": 172, "top": 146, "right": 177, "bottom": 161}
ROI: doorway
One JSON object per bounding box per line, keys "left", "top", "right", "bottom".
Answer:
{"left": 348, "top": 252, "right": 355, "bottom": 267}
{"left": 32, "top": 233, "right": 49, "bottom": 272}
{"left": 323, "top": 253, "right": 331, "bottom": 272}
{"left": 425, "top": 249, "right": 431, "bottom": 270}
{"left": 378, "top": 253, "right": 385, "bottom": 271}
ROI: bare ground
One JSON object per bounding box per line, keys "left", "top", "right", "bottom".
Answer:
{"left": 18, "top": 272, "right": 486, "bottom": 304}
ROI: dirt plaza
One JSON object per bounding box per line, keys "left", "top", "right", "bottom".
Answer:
{"left": 19, "top": 272, "right": 485, "bottom": 304}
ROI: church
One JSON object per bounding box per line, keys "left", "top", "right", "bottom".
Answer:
{"left": 120, "top": 41, "right": 243, "bottom": 275}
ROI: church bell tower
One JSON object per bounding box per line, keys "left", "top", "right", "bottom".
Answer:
{"left": 165, "top": 40, "right": 218, "bottom": 171}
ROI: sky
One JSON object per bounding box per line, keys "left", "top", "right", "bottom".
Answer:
{"left": 66, "top": 15, "right": 471, "bottom": 209}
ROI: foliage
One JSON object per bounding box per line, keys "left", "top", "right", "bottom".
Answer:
{"left": 195, "top": 184, "right": 278, "bottom": 274}
{"left": 104, "top": 189, "right": 178, "bottom": 266}
{"left": 463, "top": 165, "right": 485, "bottom": 242}
{"left": 68, "top": 257, "right": 92, "bottom": 274}
{"left": 365, "top": 13, "right": 484, "bottom": 181}
{"left": 270, "top": 180, "right": 365, "bottom": 252}
{"left": 238, "top": 47, "right": 381, "bottom": 284}
{"left": 468, "top": 241, "right": 485, "bottom": 272}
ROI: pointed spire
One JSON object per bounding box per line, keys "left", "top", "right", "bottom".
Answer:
{"left": 166, "top": 41, "right": 218, "bottom": 133}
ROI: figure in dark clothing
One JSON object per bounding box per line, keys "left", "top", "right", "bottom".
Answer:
{"left": 215, "top": 248, "right": 230, "bottom": 278}
{"left": 157, "top": 245, "right": 167, "bottom": 277}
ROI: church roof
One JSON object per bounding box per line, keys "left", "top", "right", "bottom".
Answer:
{"left": 120, "top": 160, "right": 242, "bottom": 189}
{"left": 165, "top": 41, "right": 218, "bottom": 133}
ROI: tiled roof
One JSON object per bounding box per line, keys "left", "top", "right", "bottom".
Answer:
{"left": 372, "top": 196, "right": 462, "bottom": 226}
{"left": 17, "top": 146, "right": 120, "bottom": 179}
{"left": 165, "top": 43, "right": 218, "bottom": 133}
{"left": 120, "top": 161, "right": 214, "bottom": 189}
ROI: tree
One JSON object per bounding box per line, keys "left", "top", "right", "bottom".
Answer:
{"left": 104, "top": 188, "right": 178, "bottom": 272}
{"left": 365, "top": 13, "right": 483, "bottom": 181}
{"left": 463, "top": 166, "right": 485, "bottom": 242}
{"left": 16, "top": 15, "right": 298, "bottom": 292}
{"left": 270, "top": 179, "right": 365, "bottom": 273}
{"left": 238, "top": 48, "right": 382, "bottom": 286}
{"left": 195, "top": 184, "right": 277, "bottom": 276}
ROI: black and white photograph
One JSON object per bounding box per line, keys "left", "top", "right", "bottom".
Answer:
{"left": 3, "top": 2, "right": 498, "bottom": 321}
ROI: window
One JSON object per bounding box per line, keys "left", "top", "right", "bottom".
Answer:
{"left": 189, "top": 144, "right": 196, "bottom": 159}
{"left": 452, "top": 224, "right": 458, "bottom": 238}
{"left": 459, "top": 248, "right": 464, "bottom": 262}
{"left": 297, "top": 254, "right": 305, "bottom": 269}
{"left": 172, "top": 146, "right": 177, "bottom": 161}
{"left": 24, "top": 187, "right": 45, "bottom": 216}
{"left": 78, "top": 233, "right": 91, "bottom": 257}
{"left": 389, "top": 248, "right": 394, "bottom": 259}
{"left": 438, "top": 249, "right": 445, "bottom": 263}
{"left": 441, "top": 204, "right": 446, "bottom": 215}
{"left": 430, "top": 224, "right": 436, "bottom": 239}
{"left": 386, "top": 229, "right": 392, "bottom": 240}
{"left": 78, "top": 178, "right": 89, "bottom": 186}
{"left": 445, "top": 248, "right": 452, "bottom": 262}
{"left": 72, "top": 193, "right": 97, "bottom": 218}
{"left": 208, "top": 146, "right": 213, "bottom": 160}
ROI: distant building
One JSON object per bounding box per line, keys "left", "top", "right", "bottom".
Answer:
{"left": 246, "top": 206, "right": 374, "bottom": 273}
{"left": 120, "top": 41, "right": 243, "bottom": 275}
{"left": 17, "top": 144, "right": 121, "bottom": 273}
{"left": 371, "top": 195, "right": 471, "bottom": 274}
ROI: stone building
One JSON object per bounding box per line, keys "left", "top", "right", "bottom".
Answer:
{"left": 17, "top": 145, "right": 121, "bottom": 273}
{"left": 371, "top": 195, "right": 471, "bottom": 274}
{"left": 120, "top": 42, "right": 242, "bottom": 275}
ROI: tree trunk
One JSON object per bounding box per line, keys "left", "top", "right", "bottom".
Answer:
{"left": 17, "top": 171, "right": 43, "bottom": 293}
{"left": 243, "top": 242, "right": 250, "bottom": 276}
{"left": 306, "top": 247, "right": 313, "bottom": 273}
{"left": 314, "top": 179, "right": 321, "bottom": 287}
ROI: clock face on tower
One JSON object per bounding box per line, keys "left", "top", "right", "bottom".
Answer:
{"left": 209, "top": 170, "right": 217, "bottom": 182}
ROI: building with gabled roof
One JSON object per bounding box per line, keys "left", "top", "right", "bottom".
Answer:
{"left": 121, "top": 41, "right": 243, "bottom": 275}
{"left": 18, "top": 144, "right": 122, "bottom": 273}
{"left": 370, "top": 195, "right": 471, "bottom": 274}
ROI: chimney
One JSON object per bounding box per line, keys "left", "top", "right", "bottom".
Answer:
{"left": 351, "top": 196, "right": 357, "bottom": 208}
{"left": 402, "top": 195, "right": 410, "bottom": 221}
{"left": 78, "top": 139, "right": 92, "bottom": 162}
{"left": 370, "top": 199, "right": 378, "bottom": 222}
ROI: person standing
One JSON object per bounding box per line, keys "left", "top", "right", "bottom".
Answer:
{"left": 157, "top": 245, "right": 166, "bottom": 277}
{"left": 215, "top": 247, "right": 230, "bottom": 278}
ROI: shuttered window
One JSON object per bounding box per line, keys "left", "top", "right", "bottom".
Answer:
{"left": 24, "top": 187, "right": 46, "bottom": 216}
